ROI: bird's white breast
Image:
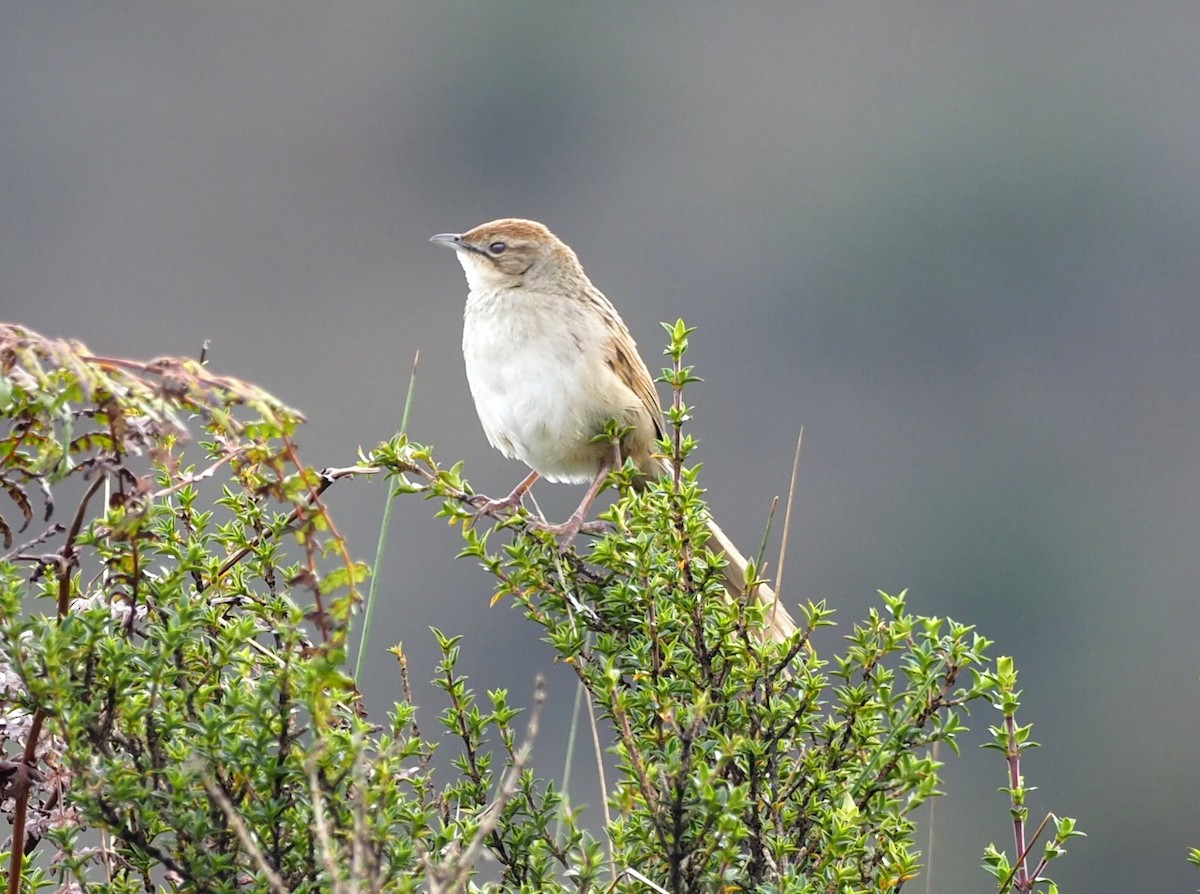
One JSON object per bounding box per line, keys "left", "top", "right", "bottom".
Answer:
{"left": 462, "top": 285, "right": 616, "bottom": 483}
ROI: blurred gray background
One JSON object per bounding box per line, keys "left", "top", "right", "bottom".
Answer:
{"left": 4, "top": 3, "right": 1198, "bottom": 890}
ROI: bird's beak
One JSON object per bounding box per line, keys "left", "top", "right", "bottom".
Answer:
{"left": 431, "top": 231, "right": 489, "bottom": 257}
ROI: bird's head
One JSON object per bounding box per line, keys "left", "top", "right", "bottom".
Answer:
{"left": 430, "top": 218, "right": 581, "bottom": 291}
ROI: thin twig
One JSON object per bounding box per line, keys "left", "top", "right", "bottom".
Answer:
{"left": 1024, "top": 812, "right": 1059, "bottom": 883}
{"left": 998, "top": 811, "right": 1053, "bottom": 893}
{"left": 585, "top": 675, "right": 617, "bottom": 883}
{"left": 351, "top": 738, "right": 370, "bottom": 894}
{"left": 309, "top": 758, "right": 349, "bottom": 894}
{"left": 428, "top": 676, "right": 547, "bottom": 894}
{"left": 201, "top": 772, "right": 289, "bottom": 894}
{"left": 3, "top": 523, "right": 65, "bottom": 563}
{"left": 150, "top": 452, "right": 237, "bottom": 498}
{"left": 201, "top": 464, "right": 371, "bottom": 595}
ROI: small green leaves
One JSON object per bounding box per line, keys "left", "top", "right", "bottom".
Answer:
{"left": 660, "top": 318, "right": 698, "bottom": 363}
{"left": 0, "top": 326, "right": 396, "bottom": 893}
{"left": 0, "top": 322, "right": 1083, "bottom": 894}
{"left": 981, "top": 656, "right": 1081, "bottom": 892}
{"left": 452, "top": 405, "right": 1008, "bottom": 890}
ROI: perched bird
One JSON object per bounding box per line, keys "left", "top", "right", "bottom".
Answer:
{"left": 431, "top": 218, "right": 796, "bottom": 642}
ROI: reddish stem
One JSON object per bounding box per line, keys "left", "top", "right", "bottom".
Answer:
{"left": 1005, "top": 712, "right": 1029, "bottom": 892}
{"left": 7, "top": 473, "right": 105, "bottom": 894}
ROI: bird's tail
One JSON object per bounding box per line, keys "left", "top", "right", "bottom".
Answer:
{"left": 654, "top": 458, "right": 797, "bottom": 643}
{"left": 704, "top": 514, "right": 798, "bottom": 643}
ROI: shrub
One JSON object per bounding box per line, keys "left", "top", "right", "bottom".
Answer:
{"left": 0, "top": 322, "right": 1078, "bottom": 893}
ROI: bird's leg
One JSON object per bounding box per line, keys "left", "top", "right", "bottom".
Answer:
{"left": 469, "top": 469, "right": 539, "bottom": 520}
{"left": 536, "top": 444, "right": 621, "bottom": 544}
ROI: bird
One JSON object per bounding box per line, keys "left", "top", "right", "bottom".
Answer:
{"left": 430, "top": 218, "right": 796, "bottom": 642}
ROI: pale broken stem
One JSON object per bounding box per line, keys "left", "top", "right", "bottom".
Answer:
{"left": 584, "top": 676, "right": 617, "bottom": 883}
{"left": 609, "top": 867, "right": 672, "bottom": 894}
{"left": 308, "top": 758, "right": 351, "bottom": 894}
{"left": 350, "top": 736, "right": 375, "bottom": 894}
{"left": 555, "top": 678, "right": 585, "bottom": 844}
{"left": 427, "top": 676, "right": 547, "bottom": 894}
{"left": 201, "top": 772, "right": 290, "bottom": 894}
{"left": 209, "top": 750, "right": 377, "bottom": 894}
{"left": 150, "top": 451, "right": 237, "bottom": 498}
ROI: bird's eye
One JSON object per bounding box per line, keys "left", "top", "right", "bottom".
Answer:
{"left": 488, "top": 241, "right": 507, "bottom": 255}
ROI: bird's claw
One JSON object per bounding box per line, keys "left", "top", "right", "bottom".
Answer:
{"left": 464, "top": 493, "right": 524, "bottom": 530}
{"left": 529, "top": 517, "right": 612, "bottom": 545}
{"left": 465, "top": 494, "right": 610, "bottom": 542}
{"left": 466, "top": 493, "right": 507, "bottom": 512}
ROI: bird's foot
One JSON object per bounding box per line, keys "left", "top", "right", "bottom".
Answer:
{"left": 529, "top": 515, "right": 611, "bottom": 545}
{"left": 466, "top": 470, "right": 540, "bottom": 527}
{"left": 467, "top": 493, "right": 520, "bottom": 514}
{"left": 466, "top": 492, "right": 527, "bottom": 528}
